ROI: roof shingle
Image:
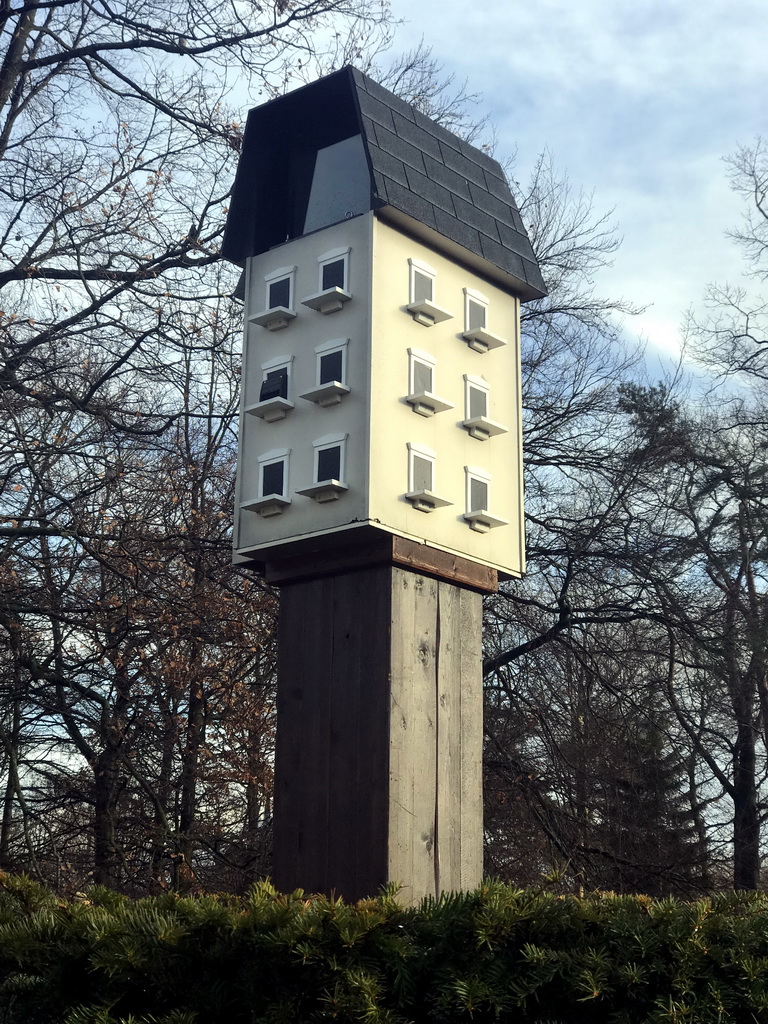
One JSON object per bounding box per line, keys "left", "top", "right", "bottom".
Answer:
{"left": 222, "top": 66, "right": 546, "bottom": 300}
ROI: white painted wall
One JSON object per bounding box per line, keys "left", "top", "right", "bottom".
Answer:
{"left": 234, "top": 212, "right": 525, "bottom": 577}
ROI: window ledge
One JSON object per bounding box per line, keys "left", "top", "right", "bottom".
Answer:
{"left": 407, "top": 300, "right": 453, "bottom": 327}
{"left": 249, "top": 306, "right": 297, "bottom": 331}
{"left": 301, "top": 287, "right": 352, "bottom": 314}
{"left": 241, "top": 494, "right": 291, "bottom": 517}
{"left": 462, "top": 416, "right": 508, "bottom": 440}
{"left": 463, "top": 510, "right": 509, "bottom": 533}
{"left": 405, "top": 490, "right": 453, "bottom": 513}
{"left": 296, "top": 480, "right": 348, "bottom": 503}
{"left": 245, "top": 397, "right": 294, "bottom": 422}
{"left": 299, "top": 382, "right": 350, "bottom": 407}
{"left": 405, "top": 391, "right": 454, "bottom": 417}
{"left": 462, "top": 327, "right": 507, "bottom": 352}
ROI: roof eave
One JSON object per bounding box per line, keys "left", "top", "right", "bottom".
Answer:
{"left": 375, "top": 206, "right": 547, "bottom": 303}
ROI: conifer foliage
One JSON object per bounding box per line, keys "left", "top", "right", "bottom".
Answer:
{"left": 3, "top": 873, "right": 768, "bottom": 1023}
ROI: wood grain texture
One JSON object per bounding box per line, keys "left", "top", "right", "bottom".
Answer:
{"left": 459, "top": 586, "right": 484, "bottom": 889}
{"left": 274, "top": 565, "right": 483, "bottom": 903}
{"left": 435, "top": 580, "right": 462, "bottom": 893}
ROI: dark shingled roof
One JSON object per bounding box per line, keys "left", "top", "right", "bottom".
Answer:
{"left": 222, "top": 67, "right": 546, "bottom": 301}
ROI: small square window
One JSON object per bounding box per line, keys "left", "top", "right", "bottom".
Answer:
{"left": 264, "top": 265, "right": 295, "bottom": 310}
{"left": 407, "top": 259, "right": 452, "bottom": 326}
{"left": 411, "top": 453, "right": 433, "bottom": 492}
{"left": 269, "top": 277, "right": 291, "bottom": 310}
{"left": 406, "top": 443, "right": 452, "bottom": 512}
{"left": 250, "top": 266, "right": 297, "bottom": 331}
{"left": 469, "top": 476, "right": 488, "bottom": 512}
{"left": 319, "top": 349, "right": 344, "bottom": 385}
{"left": 259, "top": 366, "right": 288, "bottom": 402}
{"left": 314, "top": 433, "right": 346, "bottom": 483}
{"left": 412, "top": 269, "right": 433, "bottom": 303}
{"left": 262, "top": 459, "right": 285, "bottom": 497}
{"left": 468, "top": 383, "right": 488, "bottom": 420}
{"left": 409, "top": 258, "right": 435, "bottom": 304}
{"left": 297, "top": 433, "right": 349, "bottom": 502}
{"left": 317, "top": 444, "right": 341, "bottom": 482}
{"left": 300, "top": 339, "right": 350, "bottom": 407}
{"left": 241, "top": 449, "right": 291, "bottom": 516}
{"left": 302, "top": 247, "right": 352, "bottom": 314}
{"left": 412, "top": 358, "right": 433, "bottom": 395}
{"left": 322, "top": 259, "right": 346, "bottom": 291}
{"left": 464, "top": 288, "right": 488, "bottom": 332}
{"left": 258, "top": 449, "right": 289, "bottom": 498}
{"left": 461, "top": 288, "right": 505, "bottom": 352}
{"left": 406, "top": 349, "right": 453, "bottom": 417}
{"left": 463, "top": 465, "right": 507, "bottom": 530}
{"left": 462, "top": 373, "right": 507, "bottom": 439}
{"left": 246, "top": 356, "right": 294, "bottom": 422}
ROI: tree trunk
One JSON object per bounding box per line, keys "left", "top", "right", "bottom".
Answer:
{"left": 732, "top": 715, "right": 760, "bottom": 889}
{"left": 93, "top": 746, "right": 120, "bottom": 887}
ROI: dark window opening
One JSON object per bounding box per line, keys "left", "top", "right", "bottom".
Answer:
{"left": 468, "top": 299, "right": 486, "bottom": 331}
{"left": 469, "top": 386, "right": 487, "bottom": 419}
{"left": 470, "top": 478, "right": 488, "bottom": 512}
{"left": 259, "top": 367, "right": 288, "bottom": 402}
{"left": 303, "top": 135, "right": 370, "bottom": 235}
{"left": 321, "top": 259, "right": 346, "bottom": 291}
{"left": 319, "top": 350, "right": 344, "bottom": 384}
{"left": 412, "top": 360, "right": 432, "bottom": 394}
{"left": 412, "top": 455, "right": 433, "bottom": 492}
{"left": 317, "top": 445, "right": 341, "bottom": 482}
{"left": 413, "top": 270, "right": 433, "bottom": 304}
{"left": 268, "top": 277, "right": 291, "bottom": 309}
{"left": 262, "top": 460, "right": 285, "bottom": 496}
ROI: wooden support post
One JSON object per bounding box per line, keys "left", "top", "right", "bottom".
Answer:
{"left": 273, "top": 557, "right": 486, "bottom": 903}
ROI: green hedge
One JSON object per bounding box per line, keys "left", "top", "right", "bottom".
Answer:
{"left": 2, "top": 873, "right": 768, "bottom": 1023}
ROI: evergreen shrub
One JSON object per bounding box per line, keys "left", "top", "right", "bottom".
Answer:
{"left": 2, "top": 872, "right": 768, "bottom": 1023}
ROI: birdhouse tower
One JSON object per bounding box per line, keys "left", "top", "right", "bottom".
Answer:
{"left": 223, "top": 68, "right": 546, "bottom": 902}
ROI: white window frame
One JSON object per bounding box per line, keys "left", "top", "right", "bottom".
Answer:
{"left": 463, "top": 464, "right": 507, "bottom": 531}
{"left": 409, "top": 257, "right": 436, "bottom": 305}
{"left": 406, "top": 442, "right": 452, "bottom": 512}
{"left": 464, "top": 287, "right": 489, "bottom": 332}
{"left": 317, "top": 246, "right": 351, "bottom": 293}
{"left": 407, "top": 442, "right": 436, "bottom": 493}
{"left": 261, "top": 353, "right": 293, "bottom": 395}
{"left": 461, "top": 372, "right": 508, "bottom": 439}
{"left": 315, "top": 337, "right": 349, "bottom": 386}
{"left": 408, "top": 347, "right": 435, "bottom": 396}
{"left": 264, "top": 265, "right": 296, "bottom": 311}
{"left": 313, "top": 432, "right": 348, "bottom": 484}
{"left": 465, "top": 465, "right": 491, "bottom": 513}
{"left": 406, "top": 348, "right": 453, "bottom": 417}
{"left": 258, "top": 448, "right": 290, "bottom": 499}
{"left": 406, "top": 257, "right": 453, "bottom": 326}
{"left": 464, "top": 373, "right": 489, "bottom": 420}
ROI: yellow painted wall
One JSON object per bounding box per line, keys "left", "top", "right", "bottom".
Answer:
{"left": 369, "top": 219, "right": 525, "bottom": 577}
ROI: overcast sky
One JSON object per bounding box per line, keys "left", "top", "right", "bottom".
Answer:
{"left": 385, "top": 0, "right": 767, "bottom": 361}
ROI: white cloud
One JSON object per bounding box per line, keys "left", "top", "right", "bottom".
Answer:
{"left": 387, "top": 0, "right": 767, "bottom": 355}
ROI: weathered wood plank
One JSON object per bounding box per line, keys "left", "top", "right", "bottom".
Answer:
{"left": 435, "top": 579, "right": 462, "bottom": 893}
{"left": 265, "top": 529, "right": 499, "bottom": 593}
{"left": 389, "top": 567, "right": 416, "bottom": 901}
{"left": 459, "top": 586, "right": 483, "bottom": 890}
{"left": 276, "top": 565, "right": 483, "bottom": 903}
{"left": 392, "top": 536, "right": 499, "bottom": 593}
{"left": 390, "top": 569, "right": 438, "bottom": 902}
{"left": 352, "top": 565, "right": 392, "bottom": 900}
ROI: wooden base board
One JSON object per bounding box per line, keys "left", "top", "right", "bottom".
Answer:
{"left": 263, "top": 531, "right": 498, "bottom": 593}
